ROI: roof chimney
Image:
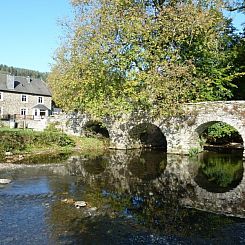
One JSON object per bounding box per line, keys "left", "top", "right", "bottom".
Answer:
{"left": 26, "top": 76, "right": 31, "bottom": 83}
{"left": 6, "top": 74, "right": 15, "bottom": 90}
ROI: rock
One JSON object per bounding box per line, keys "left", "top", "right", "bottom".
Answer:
{"left": 61, "top": 198, "right": 75, "bottom": 204}
{"left": 89, "top": 207, "right": 97, "bottom": 212}
{"left": 5, "top": 152, "right": 13, "bottom": 156}
{"left": 0, "top": 179, "right": 11, "bottom": 184}
{"left": 74, "top": 201, "right": 87, "bottom": 208}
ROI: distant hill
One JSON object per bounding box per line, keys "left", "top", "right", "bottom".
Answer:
{"left": 0, "top": 64, "right": 48, "bottom": 80}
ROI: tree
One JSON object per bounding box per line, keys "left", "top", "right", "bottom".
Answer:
{"left": 230, "top": 28, "right": 245, "bottom": 99}
{"left": 48, "top": 0, "right": 238, "bottom": 118}
{"left": 0, "top": 64, "right": 48, "bottom": 80}
{"left": 228, "top": 0, "right": 245, "bottom": 12}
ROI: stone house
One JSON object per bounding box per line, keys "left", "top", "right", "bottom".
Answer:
{"left": 0, "top": 74, "right": 52, "bottom": 122}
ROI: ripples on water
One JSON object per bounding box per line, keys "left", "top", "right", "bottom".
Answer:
{"left": 0, "top": 150, "right": 245, "bottom": 244}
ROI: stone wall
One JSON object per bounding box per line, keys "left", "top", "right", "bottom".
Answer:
{"left": 0, "top": 91, "right": 51, "bottom": 116}
{"left": 47, "top": 101, "right": 245, "bottom": 158}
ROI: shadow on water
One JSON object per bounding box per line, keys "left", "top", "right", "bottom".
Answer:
{"left": 0, "top": 149, "right": 245, "bottom": 244}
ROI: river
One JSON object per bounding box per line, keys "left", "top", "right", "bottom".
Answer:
{"left": 0, "top": 150, "right": 245, "bottom": 244}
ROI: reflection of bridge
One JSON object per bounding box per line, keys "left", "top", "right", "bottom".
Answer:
{"left": 64, "top": 151, "right": 245, "bottom": 218}
{"left": 50, "top": 101, "right": 245, "bottom": 158}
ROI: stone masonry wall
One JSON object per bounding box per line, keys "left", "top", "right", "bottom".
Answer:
{"left": 47, "top": 101, "right": 245, "bottom": 158}
{"left": 0, "top": 91, "right": 51, "bottom": 116}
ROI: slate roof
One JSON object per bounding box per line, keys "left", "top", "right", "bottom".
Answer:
{"left": 0, "top": 74, "right": 52, "bottom": 96}
{"left": 32, "top": 104, "right": 50, "bottom": 110}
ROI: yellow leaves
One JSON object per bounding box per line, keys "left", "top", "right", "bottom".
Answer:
{"left": 48, "top": 0, "right": 234, "bottom": 118}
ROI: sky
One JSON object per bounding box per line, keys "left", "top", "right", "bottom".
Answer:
{"left": 0, "top": 0, "right": 72, "bottom": 72}
{"left": 0, "top": 1, "right": 244, "bottom": 73}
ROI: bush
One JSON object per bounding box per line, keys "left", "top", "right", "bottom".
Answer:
{"left": 0, "top": 131, "right": 26, "bottom": 151}
{"left": 0, "top": 129, "right": 75, "bottom": 153}
{"left": 35, "top": 131, "right": 75, "bottom": 147}
{"left": 202, "top": 122, "right": 242, "bottom": 145}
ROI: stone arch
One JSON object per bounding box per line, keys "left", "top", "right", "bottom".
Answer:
{"left": 128, "top": 123, "right": 167, "bottom": 151}
{"left": 188, "top": 118, "right": 245, "bottom": 157}
{"left": 83, "top": 120, "right": 110, "bottom": 138}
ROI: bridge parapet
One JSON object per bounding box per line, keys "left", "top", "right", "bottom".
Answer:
{"left": 47, "top": 101, "right": 245, "bottom": 157}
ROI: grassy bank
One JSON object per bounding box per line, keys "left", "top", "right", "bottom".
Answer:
{"left": 0, "top": 127, "right": 108, "bottom": 162}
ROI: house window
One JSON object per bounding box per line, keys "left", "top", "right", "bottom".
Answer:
{"left": 38, "top": 96, "right": 43, "bottom": 104}
{"left": 20, "top": 108, "right": 27, "bottom": 116}
{"left": 34, "top": 109, "right": 38, "bottom": 116}
{"left": 0, "top": 92, "right": 3, "bottom": 101}
{"left": 21, "top": 94, "right": 28, "bottom": 102}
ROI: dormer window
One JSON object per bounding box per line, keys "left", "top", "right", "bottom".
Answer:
{"left": 38, "top": 96, "right": 43, "bottom": 104}
{"left": 21, "top": 94, "right": 28, "bottom": 102}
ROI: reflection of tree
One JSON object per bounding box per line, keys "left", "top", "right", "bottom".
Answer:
{"left": 195, "top": 153, "right": 244, "bottom": 193}
{"left": 16, "top": 152, "right": 71, "bottom": 164}
{"left": 45, "top": 150, "right": 244, "bottom": 242}
{"left": 48, "top": 178, "right": 239, "bottom": 242}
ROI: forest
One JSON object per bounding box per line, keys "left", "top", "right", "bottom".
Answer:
{"left": 0, "top": 64, "right": 48, "bottom": 80}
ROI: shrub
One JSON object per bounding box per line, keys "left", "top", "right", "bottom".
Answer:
{"left": 0, "top": 129, "right": 75, "bottom": 153}
{"left": 33, "top": 131, "right": 75, "bottom": 147}
{"left": 0, "top": 131, "right": 26, "bottom": 151}
{"left": 202, "top": 122, "right": 242, "bottom": 145}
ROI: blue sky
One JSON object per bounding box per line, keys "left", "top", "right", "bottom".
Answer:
{"left": 0, "top": 1, "right": 244, "bottom": 73}
{"left": 0, "top": 0, "right": 72, "bottom": 72}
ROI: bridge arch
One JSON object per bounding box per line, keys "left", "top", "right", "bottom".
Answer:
{"left": 83, "top": 120, "right": 110, "bottom": 138}
{"left": 128, "top": 123, "right": 167, "bottom": 151}
{"left": 189, "top": 117, "right": 245, "bottom": 157}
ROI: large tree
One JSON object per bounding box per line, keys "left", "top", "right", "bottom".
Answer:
{"left": 49, "top": 0, "right": 238, "bottom": 117}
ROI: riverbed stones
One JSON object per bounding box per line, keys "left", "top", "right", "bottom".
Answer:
{"left": 61, "top": 198, "right": 75, "bottom": 204}
{"left": 5, "top": 152, "right": 13, "bottom": 156}
{"left": 74, "top": 201, "right": 87, "bottom": 208}
{"left": 0, "top": 179, "right": 11, "bottom": 184}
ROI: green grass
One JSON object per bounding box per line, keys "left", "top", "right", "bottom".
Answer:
{"left": 0, "top": 127, "right": 109, "bottom": 160}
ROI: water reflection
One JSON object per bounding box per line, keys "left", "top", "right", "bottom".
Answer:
{"left": 194, "top": 152, "right": 244, "bottom": 193}
{"left": 1, "top": 149, "right": 245, "bottom": 244}
{"left": 128, "top": 150, "right": 167, "bottom": 180}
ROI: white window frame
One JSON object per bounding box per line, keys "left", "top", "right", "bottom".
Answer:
{"left": 0, "top": 92, "right": 3, "bottom": 101}
{"left": 21, "top": 94, "right": 28, "bottom": 103}
{"left": 20, "top": 108, "right": 27, "bottom": 116}
{"left": 38, "top": 96, "right": 43, "bottom": 104}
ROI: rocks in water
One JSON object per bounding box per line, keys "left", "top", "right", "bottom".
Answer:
{"left": 5, "top": 152, "right": 13, "bottom": 156}
{"left": 61, "top": 199, "right": 95, "bottom": 211}
{"left": 89, "top": 207, "right": 97, "bottom": 211}
{"left": 0, "top": 179, "right": 11, "bottom": 184}
{"left": 61, "top": 198, "right": 75, "bottom": 204}
{"left": 74, "top": 201, "right": 87, "bottom": 208}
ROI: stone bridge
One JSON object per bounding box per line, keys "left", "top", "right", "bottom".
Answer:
{"left": 49, "top": 101, "right": 245, "bottom": 158}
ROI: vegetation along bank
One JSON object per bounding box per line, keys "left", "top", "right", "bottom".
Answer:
{"left": 0, "top": 127, "right": 108, "bottom": 163}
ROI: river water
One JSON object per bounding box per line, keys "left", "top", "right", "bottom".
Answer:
{"left": 0, "top": 150, "right": 245, "bottom": 244}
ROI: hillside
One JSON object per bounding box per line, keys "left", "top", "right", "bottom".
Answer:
{"left": 0, "top": 64, "right": 48, "bottom": 80}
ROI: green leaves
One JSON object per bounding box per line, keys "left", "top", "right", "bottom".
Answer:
{"left": 48, "top": 0, "right": 239, "bottom": 118}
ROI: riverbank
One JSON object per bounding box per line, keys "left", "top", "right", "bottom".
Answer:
{"left": 0, "top": 128, "right": 109, "bottom": 163}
